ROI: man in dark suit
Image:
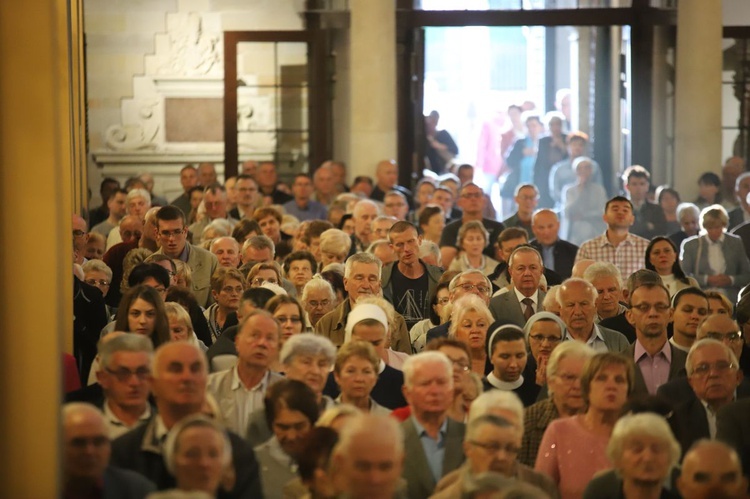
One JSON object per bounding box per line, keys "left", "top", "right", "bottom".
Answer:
{"left": 111, "top": 342, "right": 262, "bottom": 498}
{"left": 717, "top": 397, "right": 750, "bottom": 479}
{"left": 625, "top": 282, "right": 688, "bottom": 396}
{"left": 489, "top": 246, "right": 546, "bottom": 328}
{"left": 401, "top": 352, "right": 465, "bottom": 499}
{"left": 371, "top": 159, "right": 414, "bottom": 209}
{"left": 669, "top": 339, "right": 743, "bottom": 457}
{"left": 622, "top": 165, "right": 667, "bottom": 239}
{"left": 530, "top": 209, "right": 578, "bottom": 280}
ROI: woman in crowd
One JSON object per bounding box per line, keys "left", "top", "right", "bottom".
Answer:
{"left": 535, "top": 352, "right": 633, "bottom": 499}
{"left": 427, "top": 338, "right": 475, "bottom": 422}
{"left": 204, "top": 267, "right": 244, "bottom": 342}
{"left": 247, "top": 261, "right": 283, "bottom": 288}
{"left": 159, "top": 414, "right": 232, "bottom": 497}
{"left": 657, "top": 186, "right": 682, "bottom": 235}
{"left": 319, "top": 269, "right": 346, "bottom": 304}
{"left": 333, "top": 341, "right": 389, "bottom": 414}
{"left": 706, "top": 290, "right": 733, "bottom": 315}
{"left": 164, "top": 302, "right": 207, "bottom": 351}
{"left": 114, "top": 284, "right": 170, "bottom": 348}
{"left": 562, "top": 156, "right": 607, "bottom": 246}
{"left": 644, "top": 236, "right": 699, "bottom": 296}
{"left": 338, "top": 214, "right": 355, "bottom": 236}
{"left": 584, "top": 413, "right": 681, "bottom": 499}
{"left": 267, "top": 295, "right": 305, "bottom": 348}
{"left": 300, "top": 277, "right": 337, "bottom": 330}
{"left": 449, "top": 294, "right": 493, "bottom": 375}
{"left": 519, "top": 341, "right": 596, "bottom": 467}
{"left": 292, "top": 427, "right": 339, "bottom": 499}
{"left": 680, "top": 204, "right": 750, "bottom": 304}
{"left": 186, "top": 185, "right": 204, "bottom": 225}
{"left": 410, "top": 279, "right": 452, "bottom": 353}
{"left": 83, "top": 259, "right": 116, "bottom": 318}
{"left": 668, "top": 202, "right": 700, "bottom": 251}
{"left": 418, "top": 205, "right": 445, "bottom": 246}
{"left": 447, "top": 221, "right": 500, "bottom": 275}
{"left": 165, "top": 285, "right": 212, "bottom": 347}
{"left": 484, "top": 325, "right": 538, "bottom": 406}
{"left": 254, "top": 379, "right": 320, "bottom": 499}
{"left": 231, "top": 218, "right": 261, "bottom": 244}
{"left": 533, "top": 112, "right": 568, "bottom": 208}
{"left": 523, "top": 312, "right": 566, "bottom": 388}
{"left": 318, "top": 229, "right": 351, "bottom": 267}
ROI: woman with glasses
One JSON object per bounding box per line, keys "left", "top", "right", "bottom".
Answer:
{"left": 267, "top": 295, "right": 305, "bottom": 349}
{"left": 644, "top": 236, "right": 699, "bottom": 297}
{"left": 83, "top": 259, "right": 116, "bottom": 319}
{"left": 204, "top": 267, "right": 245, "bottom": 342}
{"left": 300, "top": 277, "right": 337, "bottom": 331}
{"left": 447, "top": 221, "right": 500, "bottom": 276}
{"left": 247, "top": 261, "right": 282, "bottom": 289}
{"left": 523, "top": 312, "right": 566, "bottom": 389}
{"left": 410, "top": 278, "right": 454, "bottom": 353}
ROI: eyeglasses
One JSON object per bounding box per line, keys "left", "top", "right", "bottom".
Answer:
{"left": 276, "top": 316, "right": 302, "bottom": 324}
{"left": 705, "top": 331, "right": 743, "bottom": 343}
{"left": 469, "top": 440, "right": 520, "bottom": 455}
{"left": 85, "top": 279, "right": 110, "bottom": 287}
{"left": 158, "top": 228, "right": 185, "bottom": 239}
{"left": 529, "top": 334, "right": 562, "bottom": 344}
{"left": 457, "top": 282, "right": 490, "bottom": 295}
{"left": 630, "top": 303, "right": 671, "bottom": 313}
{"left": 72, "top": 230, "right": 86, "bottom": 238}
{"left": 104, "top": 366, "right": 150, "bottom": 382}
{"left": 220, "top": 286, "right": 243, "bottom": 294}
{"left": 449, "top": 359, "right": 470, "bottom": 372}
{"left": 690, "top": 361, "right": 735, "bottom": 377}
{"left": 307, "top": 299, "right": 331, "bottom": 309}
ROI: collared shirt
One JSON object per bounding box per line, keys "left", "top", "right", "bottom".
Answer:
{"left": 513, "top": 287, "right": 539, "bottom": 315}
{"left": 103, "top": 399, "right": 152, "bottom": 439}
{"left": 282, "top": 199, "right": 328, "bottom": 222}
{"left": 412, "top": 415, "right": 448, "bottom": 482}
{"left": 177, "top": 243, "right": 190, "bottom": 263}
{"left": 265, "top": 436, "right": 298, "bottom": 473}
{"left": 700, "top": 399, "right": 720, "bottom": 438}
{"left": 564, "top": 324, "right": 609, "bottom": 353}
{"left": 226, "top": 367, "right": 271, "bottom": 438}
{"left": 541, "top": 244, "right": 555, "bottom": 272}
{"left": 707, "top": 234, "right": 727, "bottom": 275}
{"left": 576, "top": 232, "right": 650, "bottom": 282}
{"left": 634, "top": 339, "right": 672, "bottom": 395}
{"left": 154, "top": 415, "right": 169, "bottom": 447}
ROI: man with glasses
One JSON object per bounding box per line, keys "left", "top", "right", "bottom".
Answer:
{"left": 73, "top": 213, "right": 89, "bottom": 265}
{"left": 153, "top": 205, "right": 218, "bottom": 307}
{"left": 229, "top": 174, "right": 260, "bottom": 220}
{"left": 489, "top": 246, "right": 546, "bottom": 329}
{"left": 439, "top": 182, "right": 505, "bottom": 268}
{"left": 625, "top": 282, "right": 688, "bottom": 396}
{"left": 187, "top": 183, "right": 237, "bottom": 238}
{"left": 300, "top": 277, "right": 336, "bottom": 330}
{"left": 426, "top": 269, "right": 493, "bottom": 343}
{"left": 669, "top": 339, "right": 744, "bottom": 456}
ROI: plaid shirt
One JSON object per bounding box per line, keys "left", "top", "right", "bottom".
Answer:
{"left": 519, "top": 398, "right": 559, "bottom": 467}
{"left": 575, "top": 231, "right": 650, "bottom": 280}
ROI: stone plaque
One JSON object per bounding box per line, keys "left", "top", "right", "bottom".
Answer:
{"left": 165, "top": 97, "right": 223, "bottom": 142}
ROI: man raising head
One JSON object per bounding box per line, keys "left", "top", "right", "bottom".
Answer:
{"left": 530, "top": 208, "right": 579, "bottom": 279}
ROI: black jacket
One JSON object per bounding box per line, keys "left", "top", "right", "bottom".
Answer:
{"left": 529, "top": 238, "right": 579, "bottom": 280}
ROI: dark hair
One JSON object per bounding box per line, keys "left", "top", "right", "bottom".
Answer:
{"left": 644, "top": 236, "right": 690, "bottom": 284}
{"left": 266, "top": 294, "right": 304, "bottom": 321}
{"left": 114, "top": 284, "right": 170, "bottom": 347}
{"left": 628, "top": 282, "right": 671, "bottom": 307}
{"left": 124, "top": 176, "right": 146, "bottom": 191}
{"left": 698, "top": 172, "right": 721, "bottom": 187}
{"left": 232, "top": 219, "right": 262, "bottom": 244}
{"left": 388, "top": 221, "right": 418, "bottom": 241}
{"left": 427, "top": 281, "right": 451, "bottom": 325}
{"left": 488, "top": 326, "right": 526, "bottom": 355}
{"left": 657, "top": 186, "right": 681, "bottom": 205}
{"left": 241, "top": 287, "right": 276, "bottom": 310}
{"left": 155, "top": 205, "right": 186, "bottom": 227}
{"left": 671, "top": 286, "right": 708, "bottom": 310}
{"left": 100, "top": 177, "right": 121, "bottom": 196}
{"left": 320, "top": 270, "right": 346, "bottom": 300}
{"left": 622, "top": 165, "right": 651, "bottom": 183}
{"left": 297, "top": 427, "right": 339, "bottom": 483}
{"left": 605, "top": 196, "right": 634, "bottom": 212}
{"left": 497, "top": 227, "right": 529, "bottom": 246}
{"left": 305, "top": 220, "right": 334, "bottom": 241}
{"left": 352, "top": 176, "right": 373, "bottom": 187}
{"left": 337, "top": 213, "right": 353, "bottom": 231}
{"left": 426, "top": 337, "right": 471, "bottom": 360}
{"left": 165, "top": 286, "right": 213, "bottom": 346}
{"left": 283, "top": 251, "right": 317, "bottom": 277}
{"left": 418, "top": 205, "right": 443, "bottom": 230}
{"left": 264, "top": 379, "right": 320, "bottom": 430}
{"left": 127, "top": 263, "right": 171, "bottom": 289}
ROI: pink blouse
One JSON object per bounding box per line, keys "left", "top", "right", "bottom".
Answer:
{"left": 534, "top": 415, "right": 611, "bottom": 499}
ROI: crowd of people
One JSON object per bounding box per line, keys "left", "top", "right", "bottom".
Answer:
{"left": 62, "top": 151, "right": 750, "bottom": 499}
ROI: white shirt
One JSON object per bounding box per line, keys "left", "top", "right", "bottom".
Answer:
{"left": 103, "top": 399, "right": 151, "bottom": 439}
{"left": 564, "top": 324, "right": 609, "bottom": 353}
{"left": 707, "top": 234, "right": 727, "bottom": 275}
{"left": 513, "top": 287, "right": 539, "bottom": 314}
{"left": 700, "top": 399, "right": 719, "bottom": 439}
{"left": 207, "top": 367, "right": 272, "bottom": 438}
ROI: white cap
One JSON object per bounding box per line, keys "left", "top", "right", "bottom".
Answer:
{"left": 260, "top": 282, "right": 287, "bottom": 296}
{"left": 345, "top": 303, "right": 389, "bottom": 343}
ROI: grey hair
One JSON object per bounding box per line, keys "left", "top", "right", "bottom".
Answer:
{"left": 164, "top": 302, "right": 193, "bottom": 332}
{"left": 583, "top": 262, "right": 623, "bottom": 288}
{"left": 607, "top": 413, "right": 681, "bottom": 470}
{"left": 352, "top": 199, "right": 380, "bottom": 218}
{"left": 163, "top": 414, "right": 232, "bottom": 475}
{"left": 210, "top": 236, "right": 240, "bottom": 253}
{"left": 366, "top": 239, "right": 391, "bottom": 254}
{"left": 126, "top": 188, "right": 151, "bottom": 205}
{"left": 301, "top": 276, "right": 336, "bottom": 304}
{"left": 82, "top": 259, "right": 113, "bottom": 282}
{"left": 202, "top": 219, "right": 233, "bottom": 240}
{"left": 242, "top": 234, "right": 275, "bottom": 257}
{"left": 334, "top": 413, "right": 404, "bottom": 457}
{"left": 402, "top": 351, "right": 453, "bottom": 389}
{"left": 686, "top": 338, "right": 739, "bottom": 375}
{"left": 448, "top": 294, "right": 493, "bottom": 338}
{"left": 98, "top": 333, "right": 153, "bottom": 371}
{"left": 319, "top": 229, "right": 352, "bottom": 256}
{"left": 370, "top": 215, "right": 398, "bottom": 230}
{"left": 557, "top": 277, "right": 598, "bottom": 307}
{"left": 316, "top": 404, "right": 362, "bottom": 428}
{"left": 279, "top": 332, "right": 336, "bottom": 366}
{"left": 546, "top": 341, "right": 596, "bottom": 396}
{"left": 448, "top": 269, "right": 492, "bottom": 294}
{"left": 418, "top": 240, "right": 442, "bottom": 266}
{"left": 677, "top": 202, "right": 700, "bottom": 223}
{"left": 542, "top": 285, "right": 560, "bottom": 310}
{"left": 152, "top": 341, "right": 206, "bottom": 376}
{"left": 468, "top": 391, "right": 524, "bottom": 433}
{"left": 344, "top": 252, "right": 383, "bottom": 279}
{"left": 465, "top": 413, "right": 516, "bottom": 442}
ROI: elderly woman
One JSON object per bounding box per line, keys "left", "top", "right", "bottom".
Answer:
{"left": 114, "top": 284, "right": 170, "bottom": 347}
{"left": 523, "top": 312, "right": 566, "bottom": 387}
{"left": 160, "top": 414, "right": 232, "bottom": 496}
{"left": 83, "top": 259, "right": 116, "bottom": 318}
{"left": 318, "top": 229, "right": 351, "bottom": 267}
{"left": 519, "top": 341, "right": 596, "bottom": 467}
{"left": 645, "top": 236, "right": 699, "bottom": 296}
{"left": 204, "top": 267, "right": 245, "bottom": 342}
{"left": 254, "top": 379, "right": 320, "bottom": 499}
{"left": 164, "top": 302, "right": 207, "bottom": 352}
{"left": 535, "top": 352, "right": 633, "bottom": 499}
{"left": 418, "top": 205, "right": 445, "bottom": 245}
{"left": 562, "top": 156, "right": 607, "bottom": 245}
{"left": 583, "top": 413, "right": 681, "bottom": 499}
{"left": 300, "top": 277, "right": 337, "bottom": 330}
{"left": 333, "top": 341, "right": 389, "bottom": 414}
{"left": 669, "top": 202, "right": 701, "bottom": 250}
{"left": 449, "top": 294, "right": 494, "bottom": 375}
{"left": 411, "top": 280, "right": 452, "bottom": 353}
{"left": 680, "top": 204, "right": 750, "bottom": 303}
{"left": 448, "top": 221, "right": 500, "bottom": 275}
{"left": 247, "top": 261, "right": 283, "bottom": 288}
{"left": 485, "top": 325, "right": 538, "bottom": 406}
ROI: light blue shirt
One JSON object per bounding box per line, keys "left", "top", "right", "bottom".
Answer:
{"left": 411, "top": 416, "right": 448, "bottom": 482}
{"left": 282, "top": 199, "right": 328, "bottom": 222}
{"left": 541, "top": 244, "right": 555, "bottom": 272}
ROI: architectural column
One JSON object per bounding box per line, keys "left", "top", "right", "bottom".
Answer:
{"left": 673, "top": 0, "right": 723, "bottom": 200}
{"left": 0, "top": 0, "right": 73, "bottom": 494}
{"left": 348, "top": 0, "right": 397, "bottom": 180}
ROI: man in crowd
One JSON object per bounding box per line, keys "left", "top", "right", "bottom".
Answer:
{"left": 549, "top": 132, "right": 603, "bottom": 208}
{"left": 575, "top": 196, "right": 650, "bottom": 280}
{"left": 349, "top": 199, "right": 380, "bottom": 254}
{"left": 432, "top": 186, "right": 462, "bottom": 221}
{"left": 582, "top": 262, "right": 628, "bottom": 326}
{"left": 211, "top": 236, "right": 241, "bottom": 268}
{"left": 170, "top": 164, "right": 198, "bottom": 217}
{"left": 669, "top": 287, "right": 709, "bottom": 353}
{"left": 154, "top": 205, "right": 218, "bottom": 307}
{"left": 229, "top": 174, "right": 260, "bottom": 220}
{"left": 62, "top": 403, "right": 155, "bottom": 497}
{"left": 382, "top": 222, "right": 443, "bottom": 330}
{"left": 197, "top": 162, "right": 217, "bottom": 186}
{"left": 91, "top": 189, "right": 127, "bottom": 237}
{"left": 90, "top": 177, "right": 122, "bottom": 227}
{"left": 312, "top": 162, "right": 337, "bottom": 206}
{"left": 284, "top": 173, "right": 327, "bottom": 222}
{"left": 73, "top": 214, "right": 89, "bottom": 265}
{"left": 427, "top": 270, "right": 492, "bottom": 342}
{"left": 502, "top": 184, "right": 538, "bottom": 234}
{"left": 626, "top": 283, "right": 688, "bottom": 395}
{"left": 371, "top": 215, "right": 398, "bottom": 243}
{"left": 401, "top": 352, "right": 465, "bottom": 499}
{"left": 678, "top": 440, "right": 748, "bottom": 499}
{"left": 729, "top": 171, "right": 750, "bottom": 229}
{"left": 489, "top": 246, "right": 545, "bottom": 328}
{"left": 241, "top": 235, "right": 275, "bottom": 267}
{"left": 371, "top": 159, "right": 414, "bottom": 209}
{"left": 207, "top": 310, "right": 284, "bottom": 438}
{"left": 622, "top": 165, "right": 667, "bottom": 239}
{"left": 598, "top": 268, "right": 662, "bottom": 341}
{"left": 107, "top": 188, "right": 152, "bottom": 249}
{"left": 188, "top": 183, "right": 236, "bottom": 236}
{"left": 256, "top": 161, "right": 293, "bottom": 205}
{"left": 384, "top": 190, "right": 410, "bottom": 221}
{"left": 530, "top": 208, "right": 578, "bottom": 280}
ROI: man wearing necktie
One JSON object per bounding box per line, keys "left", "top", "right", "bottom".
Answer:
{"left": 489, "top": 245, "right": 546, "bottom": 328}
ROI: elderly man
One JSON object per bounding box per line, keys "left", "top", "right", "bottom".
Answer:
{"left": 229, "top": 174, "right": 260, "bottom": 220}
{"left": 188, "top": 183, "right": 236, "bottom": 237}
{"left": 311, "top": 162, "right": 337, "bottom": 206}
{"left": 489, "top": 246, "right": 546, "bottom": 328}
{"left": 382, "top": 221, "right": 443, "bottom": 330}
{"left": 256, "top": 161, "right": 292, "bottom": 205}
{"left": 372, "top": 215, "right": 398, "bottom": 242}
{"left": 401, "top": 352, "right": 465, "bottom": 499}
{"left": 669, "top": 339, "right": 743, "bottom": 455}
{"left": 598, "top": 268, "right": 663, "bottom": 341}
{"left": 211, "top": 236, "right": 241, "bottom": 268}
{"left": 368, "top": 239, "right": 397, "bottom": 267}
{"left": 153, "top": 205, "right": 218, "bottom": 307}
{"left": 349, "top": 199, "right": 380, "bottom": 254}
{"left": 557, "top": 278, "right": 629, "bottom": 353}
{"left": 426, "top": 270, "right": 493, "bottom": 343}
{"left": 678, "top": 440, "right": 748, "bottom": 499}
{"left": 439, "top": 182, "right": 505, "bottom": 268}
{"left": 371, "top": 159, "right": 414, "bottom": 209}
{"left": 62, "top": 403, "right": 155, "bottom": 498}
{"left": 283, "top": 173, "right": 328, "bottom": 222}
{"left": 669, "top": 288, "right": 709, "bottom": 353}
{"left": 241, "top": 234, "right": 275, "bottom": 266}
{"left": 384, "top": 190, "right": 410, "bottom": 220}
{"left": 110, "top": 342, "right": 263, "bottom": 496}
{"left": 529, "top": 209, "right": 578, "bottom": 280}
{"left": 101, "top": 212, "right": 150, "bottom": 307}
{"left": 207, "top": 310, "right": 284, "bottom": 438}
{"left": 107, "top": 188, "right": 152, "bottom": 249}
{"left": 91, "top": 188, "right": 127, "bottom": 237}
{"left": 197, "top": 162, "right": 217, "bottom": 186}
{"left": 575, "top": 196, "right": 650, "bottom": 281}
{"left": 728, "top": 171, "right": 750, "bottom": 229}
{"left": 582, "top": 262, "right": 626, "bottom": 323}
{"left": 170, "top": 164, "right": 198, "bottom": 217}
{"left": 333, "top": 414, "right": 406, "bottom": 499}
{"left": 73, "top": 214, "right": 90, "bottom": 265}
{"left": 301, "top": 277, "right": 336, "bottom": 329}
{"left": 315, "top": 252, "right": 411, "bottom": 354}
{"left": 626, "top": 282, "right": 688, "bottom": 396}
{"left": 502, "top": 184, "right": 538, "bottom": 234}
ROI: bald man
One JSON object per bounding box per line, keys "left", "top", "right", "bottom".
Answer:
{"left": 678, "top": 440, "right": 747, "bottom": 499}
{"left": 529, "top": 209, "right": 579, "bottom": 279}
{"left": 370, "top": 159, "right": 414, "bottom": 210}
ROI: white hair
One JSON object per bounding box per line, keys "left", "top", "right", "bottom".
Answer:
{"left": 545, "top": 341, "right": 596, "bottom": 396}
{"left": 583, "top": 262, "right": 623, "bottom": 288}
{"left": 126, "top": 188, "right": 151, "bottom": 205}
{"left": 163, "top": 414, "right": 232, "bottom": 475}
{"left": 448, "top": 294, "right": 493, "bottom": 338}
{"left": 319, "top": 229, "right": 352, "bottom": 256}
{"left": 344, "top": 252, "right": 383, "bottom": 279}
{"left": 279, "top": 332, "right": 336, "bottom": 366}
{"left": 402, "top": 351, "right": 453, "bottom": 389}
{"left": 557, "top": 278, "right": 598, "bottom": 307}
{"left": 301, "top": 276, "right": 336, "bottom": 304}
{"left": 467, "top": 391, "right": 524, "bottom": 434}
{"left": 82, "top": 259, "right": 113, "bottom": 282}
{"left": 98, "top": 333, "right": 153, "bottom": 370}
{"left": 418, "top": 240, "right": 442, "bottom": 266}
{"left": 334, "top": 413, "right": 404, "bottom": 457}
{"left": 686, "top": 338, "right": 739, "bottom": 375}
{"left": 607, "top": 413, "right": 681, "bottom": 471}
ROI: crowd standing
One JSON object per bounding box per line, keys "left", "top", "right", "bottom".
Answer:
{"left": 66, "top": 127, "right": 750, "bottom": 498}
